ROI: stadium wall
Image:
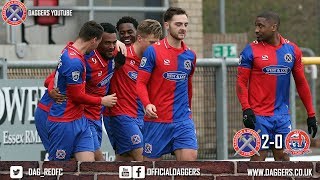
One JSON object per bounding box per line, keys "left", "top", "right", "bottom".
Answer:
{"left": 0, "top": 161, "right": 319, "bottom": 179}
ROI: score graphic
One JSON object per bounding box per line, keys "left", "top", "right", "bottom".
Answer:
{"left": 233, "top": 128, "right": 284, "bottom": 157}
{"left": 233, "top": 128, "right": 261, "bottom": 157}
{"left": 284, "top": 129, "right": 311, "bottom": 156}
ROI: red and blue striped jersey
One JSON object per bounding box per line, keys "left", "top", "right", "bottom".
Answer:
{"left": 108, "top": 45, "right": 144, "bottom": 118}
{"left": 237, "top": 35, "right": 315, "bottom": 117}
{"left": 137, "top": 38, "right": 197, "bottom": 123}
{"left": 48, "top": 43, "right": 87, "bottom": 122}
{"left": 84, "top": 50, "right": 115, "bottom": 120}
{"left": 37, "top": 90, "right": 54, "bottom": 112}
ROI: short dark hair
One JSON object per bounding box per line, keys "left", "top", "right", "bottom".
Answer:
{"left": 116, "top": 16, "right": 139, "bottom": 31}
{"left": 257, "top": 11, "right": 280, "bottom": 27}
{"left": 79, "top": 20, "right": 104, "bottom": 41}
{"left": 100, "top": 22, "right": 117, "bottom": 34}
{"left": 163, "top": 7, "right": 188, "bottom": 22}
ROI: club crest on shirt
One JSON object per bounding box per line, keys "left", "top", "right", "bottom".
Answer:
{"left": 131, "top": 134, "right": 141, "bottom": 145}
{"left": 140, "top": 57, "right": 147, "bottom": 67}
{"left": 184, "top": 60, "right": 192, "bottom": 70}
{"left": 72, "top": 71, "right": 80, "bottom": 81}
{"left": 56, "top": 149, "right": 66, "bottom": 159}
{"left": 238, "top": 55, "right": 242, "bottom": 65}
{"left": 145, "top": 143, "right": 152, "bottom": 154}
{"left": 284, "top": 53, "right": 293, "bottom": 63}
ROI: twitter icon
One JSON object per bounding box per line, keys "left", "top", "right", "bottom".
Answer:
{"left": 10, "top": 166, "right": 23, "bottom": 179}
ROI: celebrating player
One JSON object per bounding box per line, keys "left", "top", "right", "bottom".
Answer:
{"left": 108, "top": 19, "right": 162, "bottom": 161}
{"left": 236, "top": 11, "right": 318, "bottom": 161}
{"left": 136, "top": 7, "right": 198, "bottom": 161}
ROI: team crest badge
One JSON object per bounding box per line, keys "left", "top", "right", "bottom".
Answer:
{"left": 284, "top": 129, "right": 311, "bottom": 156}
{"left": 284, "top": 53, "right": 293, "bottom": 63}
{"left": 233, "top": 128, "right": 261, "bottom": 157}
{"left": 144, "top": 143, "right": 152, "bottom": 154}
{"left": 56, "top": 149, "right": 66, "bottom": 159}
{"left": 184, "top": 60, "right": 192, "bottom": 70}
{"left": 131, "top": 134, "right": 141, "bottom": 145}
{"left": 2, "top": 0, "right": 27, "bottom": 26}
{"left": 72, "top": 71, "right": 80, "bottom": 81}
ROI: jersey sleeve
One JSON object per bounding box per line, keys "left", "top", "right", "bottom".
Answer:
{"left": 188, "top": 51, "right": 197, "bottom": 108}
{"left": 292, "top": 45, "right": 315, "bottom": 117}
{"left": 236, "top": 44, "right": 253, "bottom": 110}
{"left": 238, "top": 44, "right": 254, "bottom": 69}
{"left": 139, "top": 46, "right": 156, "bottom": 73}
{"left": 62, "top": 58, "right": 85, "bottom": 85}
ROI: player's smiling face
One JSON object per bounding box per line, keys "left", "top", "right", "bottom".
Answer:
{"left": 166, "top": 14, "right": 188, "bottom": 41}
{"left": 97, "top": 32, "right": 117, "bottom": 59}
{"left": 255, "top": 17, "right": 276, "bottom": 42}
{"left": 118, "top": 23, "right": 137, "bottom": 45}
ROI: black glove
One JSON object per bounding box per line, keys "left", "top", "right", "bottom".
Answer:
{"left": 114, "top": 50, "right": 126, "bottom": 67}
{"left": 307, "top": 116, "right": 318, "bottom": 138}
{"left": 243, "top": 108, "right": 256, "bottom": 129}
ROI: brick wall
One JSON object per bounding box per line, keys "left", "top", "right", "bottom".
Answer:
{"left": 170, "top": 0, "right": 204, "bottom": 58}
{"left": 1, "top": 161, "right": 320, "bottom": 179}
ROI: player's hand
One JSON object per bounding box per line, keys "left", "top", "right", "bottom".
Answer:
{"left": 242, "top": 108, "right": 256, "bottom": 129}
{"left": 48, "top": 88, "right": 67, "bottom": 104}
{"left": 101, "top": 93, "right": 117, "bottom": 107}
{"left": 114, "top": 51, "right": 126, "bottom": 67}
{"left": 307, "top": 116, "right": 318, "bottom": 138}
{"left": 145, "top": 104, "right": 158, "bottom": 119}
{"left": 116, "top": 40, "right": 127, "bottom": 57}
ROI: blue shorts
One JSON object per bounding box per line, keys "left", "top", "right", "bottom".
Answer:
{"left": 255, "top": 115, "right": 291, "bottom": 150}
{"left": 103, "top": 116, "right": 115, "bottom": 150}
{"left": 87, "top": 118, "right": 102, "bottom": 151}
{"left": 110, "top": 115, "right": 144, "bottom": 155}
{"left": 47, "top": 116, "right": 94, "bottom": 161}
{"left": 34, "top": 107, "right": 49, "bottom": 151}
{"left": 143, "top": 118, "right": 198, "bottom": 158}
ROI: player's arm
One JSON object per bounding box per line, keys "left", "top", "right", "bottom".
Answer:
{"left": 136, "top": 46, "right": 158, "bottom": 118}
{"left": 188, "top": 52, "right": 197, "bottom": 109}
{"left": 44, "top": 71, "right": 55, "bottom": 88}
{"left": 236, "top": 45, "right": 253, "bottom": 111}
{"left": 236, "top": 44, "right": 256, "bottom": 129}
{"left": 292, "top": 45, "right": 317, "bottom": 137}
{"left": 292, "top": 46, "right": 315, "bottom": 117}
{"left": 44, "top": 70, "right": 67, "bottom": 103}
{"left": 62, "top": 58, "right": 106, "bottom": 106}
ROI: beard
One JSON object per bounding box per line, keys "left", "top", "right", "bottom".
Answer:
{"left": 169, "top": 31, "right": 186, "bottom": 41}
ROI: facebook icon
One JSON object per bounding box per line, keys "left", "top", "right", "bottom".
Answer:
{"left": 133, "top": 166, "right": 145, "bottom": 178}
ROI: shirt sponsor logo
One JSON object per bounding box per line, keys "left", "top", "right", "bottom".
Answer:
{"left": 262, "top": 65, "right": 291, "bottom": 76}
{"left": 97, "top": 72, "right": 113, "bottom": 87}
{"left": 163, "top": 71, "right": 188, "bottom": 82}
{"left": 128, "top": 71, "right": 138, "bottom": 81}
